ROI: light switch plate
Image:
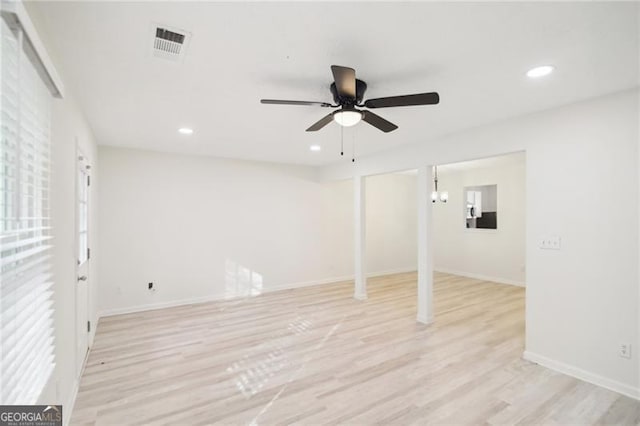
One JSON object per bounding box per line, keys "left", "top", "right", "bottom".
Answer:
{"left": 540, "top": 236, "right": 561, "bottom": 250}
{"left": 619, "top": 343, "right": 632, "bottom": 359}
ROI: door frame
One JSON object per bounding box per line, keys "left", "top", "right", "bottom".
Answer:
{"left": 75, "top": 144, "right": 91, "bottom": 376}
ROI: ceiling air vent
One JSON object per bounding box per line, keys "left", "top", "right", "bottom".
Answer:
{"left": 151, "top": 24, "right": 191, "bottom": 62}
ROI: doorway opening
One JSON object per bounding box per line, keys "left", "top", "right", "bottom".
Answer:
{"left": 431, "top": 151, "right": 526, "bottom": 352}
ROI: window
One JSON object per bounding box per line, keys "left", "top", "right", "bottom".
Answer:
{"left": 0, "top": 16, "right": 55, "bottom": 404}
{"left": 77, "top": 166, "right": 88, "bottom": 265}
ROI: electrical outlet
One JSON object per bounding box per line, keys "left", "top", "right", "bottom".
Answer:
{"left": 539, "top": 235, "right": 561, "bottom": 250}
{"left": 619, "top": 343, "right": 632, "bottom": 359}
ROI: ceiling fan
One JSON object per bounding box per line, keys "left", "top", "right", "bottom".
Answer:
{"left": 261, "top": 65, "right": 440, "bottom": 133}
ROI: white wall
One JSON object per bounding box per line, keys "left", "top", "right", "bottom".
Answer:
{"left": 97, "top": 147, "right": 418, "bottom": 315}
{"left": 525, "top": 92, "right": 638, "bottom": 397}
{"left": 366, "top": 173, "right": 417, "bottom": 274}
{"left": 23, "top": 4, "right": 101, "bottom": 422}
{"left": 433, "top": 155, "right": 526, "bottom": 286}
{"left": 322, "top": 89, "right": 639, "bottom": 398}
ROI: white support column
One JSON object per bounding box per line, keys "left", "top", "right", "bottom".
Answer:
{"left": 354, "top": 175, "right": 367, "bottom": 300}
{"left": 417, "top": 166, "right": 434, "bottom": 324}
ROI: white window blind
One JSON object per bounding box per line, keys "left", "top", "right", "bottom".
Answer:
{"left": 0, "top": 14, "right": 54, "bottom": 405}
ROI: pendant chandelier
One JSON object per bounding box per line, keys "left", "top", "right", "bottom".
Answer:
{"left": 432, "top": 166, "right": 448, "bottom": 203}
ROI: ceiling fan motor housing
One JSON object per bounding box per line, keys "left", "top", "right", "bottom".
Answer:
{"left": 330, "top": 79, "right": 367, "bottom": 106}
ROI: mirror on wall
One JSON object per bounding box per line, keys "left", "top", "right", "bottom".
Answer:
{"left": 465, "top": 184, "right": 497, "bottom": 229}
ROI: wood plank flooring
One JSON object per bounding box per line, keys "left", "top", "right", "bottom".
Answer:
{"left": 71, "top": 272, "right": 640, "bottom": 425}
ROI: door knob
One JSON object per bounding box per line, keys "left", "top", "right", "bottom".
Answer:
{"left": 78, "top": 276, "right": 88, "bottom": 281}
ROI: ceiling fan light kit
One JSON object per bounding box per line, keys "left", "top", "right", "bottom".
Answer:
{"left": 333, "top": 110, "right": 362, "bottom": 127}
{"left": 261, "top": 65, "right": 440, "bottom": 134}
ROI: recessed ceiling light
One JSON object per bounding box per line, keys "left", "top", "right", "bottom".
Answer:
{"left": 310, "top": 145, "right": 322, "bottom": 152}
{"left": 178, "top": 127, "right": 194, "bottom": 135}
{"left": 526, "top": 65, "right": 554, "bottom": 78}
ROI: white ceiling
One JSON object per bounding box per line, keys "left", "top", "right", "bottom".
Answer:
{"left": 31, "top": 1, "right": 639, "bottom": 166}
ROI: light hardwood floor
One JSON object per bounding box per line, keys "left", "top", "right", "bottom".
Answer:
{"left": 71, "top": 272, "right": 640, "bottom": 425}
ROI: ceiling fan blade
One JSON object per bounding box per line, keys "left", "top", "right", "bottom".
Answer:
{"left": 362, "top": 110, "right": 398, "bottom": 133}
{"left": 306, "top": 113, "right": 335, "bottom": 132}
{"left": 364, "top": 92, "right": 440, "bottom": 108}
{"left": 331, "top": 65, "right": 356, "bottom": 99}
{"left": 261, "top": 99, "right": 333, "bottom": 107}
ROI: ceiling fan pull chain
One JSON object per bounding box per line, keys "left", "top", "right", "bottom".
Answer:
{"left": 340, "top": 124, "right": 344, "bottom": 156}
{"left": 352, "top": 127, "right": 356, "bottom": 163}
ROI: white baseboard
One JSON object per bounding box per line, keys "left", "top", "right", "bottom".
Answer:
{"left": 63, "top": 379, "right": 79, "bottom": 426}
{"left": 99, "top": 277, "right": 346, "bottom": 317}
{"left": 435, "top": 268, "right": 525, "bottom": 287}
{"left": 64, "top": 348, "right": 90, "bottom": 426}
{"left": 99, "top": 267, "right": 417, "bottom": 318}
{"left": 367, "top": 267, "right": 416, "bottom": 278}
{"left": 523, "top": 351, "right": 639, "bottom": 400}
{"left": 99, "top": 293, "right": 227, "bottom": 317}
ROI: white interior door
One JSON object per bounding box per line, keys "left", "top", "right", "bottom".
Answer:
{"left": 76, "top": 152, "right": 91, "bottom": 376}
